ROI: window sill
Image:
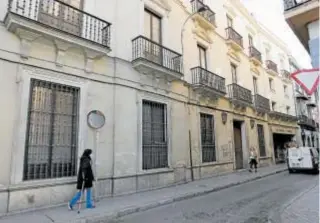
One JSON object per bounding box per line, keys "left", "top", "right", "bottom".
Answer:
{"left": 192, "top": 161, "right": 233, "bottom": 168}
{"left": 9, "top": 177, "right": 77, "bottom": 192}
{"left": 259, "top": 156, "right": 271, "bottom": 160}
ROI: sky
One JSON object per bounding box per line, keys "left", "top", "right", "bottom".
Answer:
{"left": 241, "top": 0, "right": 312, "bottom": 69}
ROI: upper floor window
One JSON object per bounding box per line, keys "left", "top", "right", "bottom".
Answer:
{"left": 286, "top": 106, "right": 290, "bottom": 114}
{"left": 269, "top": 78, "right": 274, "bottom": 91}
{"left": 271, "top": 101, "right": 276, "bottom": 111}
{"left": 253, "top": 76, "right": 258, "bottom": 94}
{"left": 248, "top": 35, "right": 253, "bottom": 46}
{"left": 198, "top": 45, "right": 207, "bottom": 69}
{"left": 284, "top": 85, "right": 288, "bottom": 96}
{"left": 144, "top": 9, "right": 161, "bottom": 43}
{"left": 231, "top": 63, "right": 237, "bottom": 83}
{"left": 265, "top": 48, "right": 270, "bottom": 60}
{"left": 227, "top": 15, "right": 233, "bottom": 28}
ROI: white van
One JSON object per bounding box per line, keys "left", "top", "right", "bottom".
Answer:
{"left": 287, "top": 147, "right": 319, "bottom": 174}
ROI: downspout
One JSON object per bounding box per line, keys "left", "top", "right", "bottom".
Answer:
{"left": 110, "top": 0, "right": 119, "bottom": 196}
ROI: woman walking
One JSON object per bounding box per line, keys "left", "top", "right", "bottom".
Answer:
{"left": 68, "top": 149, "right": 95, "bottom": 210}
{"left": 249, "top": 147, "right": 258, "bottom": 173}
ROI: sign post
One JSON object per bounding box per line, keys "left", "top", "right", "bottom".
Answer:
{"left": 87, "top": 110, "right": 105, "bottom": 203}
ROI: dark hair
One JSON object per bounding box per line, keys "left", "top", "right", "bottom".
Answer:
{"left": 82, "top": 149, "right": 92, "bottom": 157}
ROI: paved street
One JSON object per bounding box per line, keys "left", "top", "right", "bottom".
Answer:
{"left": 110, "top": 172, "right": 318, "bottom": 223}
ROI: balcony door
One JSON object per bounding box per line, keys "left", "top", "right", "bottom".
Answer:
{"left": 144, "top": 9, "right": 162, "bottom": 65}
{"left": 39, "top": 0, "right": 83, "bottom": 36}
{"left": 198, "top": 45, "right": 208, "bottom": 85}
{"left": 253, "top": 77, "right": 258, "bottom": 95}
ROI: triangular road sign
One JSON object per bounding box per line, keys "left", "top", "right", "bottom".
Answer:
{"left": 291, "top": 68, "right": 319, "bottom": 95}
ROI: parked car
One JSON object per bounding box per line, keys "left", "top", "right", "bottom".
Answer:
{"left": 287, "top": 147, "right": 319, "bottom": 174}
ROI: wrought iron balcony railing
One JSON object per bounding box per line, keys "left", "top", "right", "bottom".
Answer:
{"left": 266, "top": 60, "right": 278, "bottom": 73}
{"left": 298, "top": 115, "right": 316, "bottom": 127}
{"left": 7, "top": 0, "right": 111, "bottom": 48}
{"left": 281, "top": 70, "right": 291, "bottom": 79}
{"left": 191, "top": 67, "right": 226, "bottom": 94}
{"left": 249, "top": 46, "right": 262, "bottom": 63}
{"left": 227, "top": 84, "right": 252, "bottom": 105}
{"left": 254, "top": 94, "right": 270, "bottom": 112}
{"left": 269, "top": 111, "right": 297, "bottom": 122}
{"left": 283, "top": 0, "right": 313, "bottom": 11}
{"left": 132, "top": 36, "right": 182, "bottom": 74}
{"left": 226, "top": 27, "right": 243, "bottom": 48}
{"left": 191, "top": 0, "right": 216, "bottom": 26}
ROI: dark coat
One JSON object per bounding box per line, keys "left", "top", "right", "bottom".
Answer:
{"left": 76, "top": 149, "right": 94, "bottom": 190}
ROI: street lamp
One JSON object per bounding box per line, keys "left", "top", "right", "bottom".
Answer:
{"left": 181, "top": 5, "right": 207, "bottom": 74}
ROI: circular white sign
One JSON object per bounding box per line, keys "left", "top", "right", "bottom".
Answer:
{"left": 87, "top": 110, "right": 105, "bottom": 129}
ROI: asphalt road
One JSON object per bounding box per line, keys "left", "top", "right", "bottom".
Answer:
{"left": 108, "top": 172, "right": 319, "bottom": 223}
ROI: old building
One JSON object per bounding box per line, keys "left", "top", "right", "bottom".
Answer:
{"left": 0, "top": 0, "right": 298, "bottom": 214}
{"left": 283, "top": 0, "right": 319, "bottom": 150}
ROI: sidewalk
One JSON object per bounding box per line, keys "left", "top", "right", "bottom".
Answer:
{"left": 0, "top": 164, "right": 287, "bottom": 223}
{"left": 272, "top": 183, "right": 319, "bottom": 223}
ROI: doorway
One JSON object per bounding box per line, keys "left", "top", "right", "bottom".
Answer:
{"left": 273, "top": 133, "right": 294, "bottom": 164}
{"left": 233, "top": 121, "right": 243, "bottom": 169}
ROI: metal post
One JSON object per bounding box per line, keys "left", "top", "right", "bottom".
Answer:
{"left": 189, "top": 130, "right": 194, "bottom": 181}
{"left": 93, "top": 130, "right": 99, "bottom": 202}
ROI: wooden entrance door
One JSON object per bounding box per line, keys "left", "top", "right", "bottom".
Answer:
{"left": 38, "top": 0, "right": 83, "bottom": 36}
{"left": 234, "top": 122, "right": 243, "bottom": 169}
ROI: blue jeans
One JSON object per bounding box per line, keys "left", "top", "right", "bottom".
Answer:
{"left": 69, "top": 188, "right": 93, "bottom": 208}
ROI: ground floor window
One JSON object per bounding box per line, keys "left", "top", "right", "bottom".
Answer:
{"left": 257, "top": 124, "right": 266, "bottom": 157}
{"left": 24, "top": 79, "right": 79, "bottom": 180}
{"left": 142, "top": 100, "right": 168, "bottom": 170}
{"left": 200, "top": 113, "right": 216, "bottom": 163}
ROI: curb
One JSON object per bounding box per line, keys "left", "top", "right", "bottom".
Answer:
{"left": 62, "top": 168, "right": 287, "bottom": 223}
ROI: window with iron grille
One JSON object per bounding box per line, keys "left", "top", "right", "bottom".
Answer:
{"left": 23, "top": 79, "right": 79, "bottom": 180}
{"left": 200, "top": 113, "right": 216, "bottom": 163}
{"left": 142, "top": 100, "right": 168, "bottom": 170}
{"left": 257, "top": 124, "right": 266, "bottom": 157}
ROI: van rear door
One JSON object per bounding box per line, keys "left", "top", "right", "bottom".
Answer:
{"left": 288, "top": 148, "right": 302, "bottom": 169}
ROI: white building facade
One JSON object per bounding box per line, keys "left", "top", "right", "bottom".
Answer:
{"left": 0, "top": 0, "right": 298, "bottom": 214}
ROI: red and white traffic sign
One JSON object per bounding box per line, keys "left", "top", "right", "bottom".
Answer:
{"left": 290, "top": 68, "right": 319, "bottom": 95}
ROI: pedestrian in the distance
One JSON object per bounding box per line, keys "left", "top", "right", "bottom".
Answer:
{"left": 68, "top": 149, "right": 95, "bottom": 210}
{"left": 249, "top": 147, "right": 258, "bottom": 173}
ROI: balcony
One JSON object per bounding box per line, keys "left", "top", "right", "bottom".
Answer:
{"left": 283, "top": 0, "right": 319, "bottom": 50}
{"left": 296, "top": 92, "right": 309, "bottom": 100}
{"left": 227, "top": 84, "right": 253, "bottom": 106}
{"left": 281, "top": 70, "right": 292, "bottom": 83}
{"left": 191, "top": 67, "right": 226, "bottom": 97}
{"left": 298, "top": 115, "right": 316, "bottom": 128}
{"left": 254, "top": 94, "right": 271, "bottom": 113}
{"left": 306, "top": 96, "right": 317, "bottom": 107}
{"left": 225, "top": 27, "right": 243, "bottom": 51}
{"left": 191, "top": 0, "right": 216, "bottom": 30}
{"left": 132, "top": 36, "right": 183, "bottom": 80}
{"left": 266, "top": 60, "right": 278, "bottom": 76}
{"left": 249, "top": 46, "right": 262, "bottom": 66}
{"left": 5, "top": 0, "right": 111, "bottom": 54}
{"left": 269, "top": 111, "right": 297, "bottom": 122}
